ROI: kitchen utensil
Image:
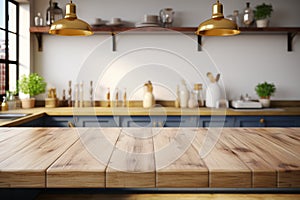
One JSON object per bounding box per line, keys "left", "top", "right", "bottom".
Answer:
{"left": 215, "top": 73, "right": 220, "bottom": 82}
{"left": 207, "top": 72, "right": 216, "bottom": 83}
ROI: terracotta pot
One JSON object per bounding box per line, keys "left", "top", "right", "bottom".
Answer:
{"left": 259, "top": 98, "right": 270, "bottom": 108}
{"left": 21, "top": 98, "right": 35, "bottom": 109}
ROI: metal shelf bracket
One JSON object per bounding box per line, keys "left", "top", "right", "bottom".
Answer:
{"left": 111, "top": 32, "right": 116, "bottom": 51}
{"left": 197, "top": 35, "right": 202, "bottom": 51}
{"left": 287, "top": 32, "right": 297, "bottom": 52}
{"left": 35, "top": 33, "right": 43, "bottom": 52}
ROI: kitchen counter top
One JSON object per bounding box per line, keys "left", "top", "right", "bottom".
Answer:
{"left": 1, "top": 106, "right": 300, "bottom": 127}
{"left": 0, "top": 127, "right": 299, "bottom": 188}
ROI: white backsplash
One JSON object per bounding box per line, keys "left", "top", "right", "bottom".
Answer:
{"left": 31, "top": 0, "right": 300, "bottom": 101}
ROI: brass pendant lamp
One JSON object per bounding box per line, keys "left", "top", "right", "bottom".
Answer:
{"left": 196, "top": 0, "right": 240, "bottom": 36}
{"left": 49, "top": 1, "right": 93, "bottom": 36}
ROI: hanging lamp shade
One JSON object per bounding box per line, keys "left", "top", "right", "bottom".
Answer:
{"left": 196, "top": 0, "right": 240, "bottom": 36}
{"left": 49, "top": 1, "right": 93, "bottom": 36}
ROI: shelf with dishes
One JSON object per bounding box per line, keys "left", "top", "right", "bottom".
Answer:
{"left": 30, "top": 26, "right": 300, "bottom": 52}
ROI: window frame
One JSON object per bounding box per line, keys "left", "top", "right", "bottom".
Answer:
{"left": 0, "top": 0, "right": 19, "bottom": 99}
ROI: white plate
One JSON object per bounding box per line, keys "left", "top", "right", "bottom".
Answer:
{"left": 140, "top": 21, "right": 160, "bottom": 24}
{"left": 91, "top": 22, "right": 106, "bottom": 26}
{"left": 135, "top": 23, "right": 160, "bottom": 27}
{"left": 106, "top": 22, "right": 123, "bottom": 26}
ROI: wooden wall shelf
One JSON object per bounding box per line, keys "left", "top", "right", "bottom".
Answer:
{"left": 30, "top": 26, "right": 300, "bottom": 52}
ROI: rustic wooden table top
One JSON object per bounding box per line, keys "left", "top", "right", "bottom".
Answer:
{"left": 0, "top": 128, "right": 299, "bottom": 188}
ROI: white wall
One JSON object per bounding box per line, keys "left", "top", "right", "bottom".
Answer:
{"left": 31, "top": 0, "right": 300, "bottom": 101}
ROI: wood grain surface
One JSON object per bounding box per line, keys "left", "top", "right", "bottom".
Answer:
{"left": 0, "top": 128, "right": 299, "bottom": 188}
{"left": 153, "top": 128, "right": 208, "bottom": 188}
{"left": 47, "top": 128, "right": 121, "bottom": 188}
{"left": 106, "top": 128, "right": 156, "bottom": 188}
{"left": 230, "top": 129, "right": 300, "bottom": 188}
{"left": 192, "top": 129, "right": 252, "bottom": 188}
{"left": 0, "top": 128, "right": 79, "bottom": 187}
{"left": 219, "top": 129, "right": 276, "bottom": 188}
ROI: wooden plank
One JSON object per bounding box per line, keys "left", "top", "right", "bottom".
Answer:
{"left": 192, "top": 129, "right": 252, "bottom": 188}
{"left": 220, "top": 129, "right": 276, "bottom": 188}
{"left": 153, "top": 128, "right": 208, "bottom": 188}
{"left": 47, "top": 128, "right": 121, "bottom": 188}
{"left": 106, "top": 128, "right": 155, "bottom": 188}
{"left": 0, "top": 128, "right": 28, "bottom": 142}
{"left": 229, "top": 128, "right": 300, "bottom": 188}
{"left": 0, "top": 128, "right": 57, "bottom": 164}
{"left": 0, "top": 128, "right": 79, "bottom": 188}
{"left": 255, "top": 128, "right": 300, "bottom": 157}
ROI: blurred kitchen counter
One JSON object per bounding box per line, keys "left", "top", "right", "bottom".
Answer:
{"left": 1, "top": 106, "right": 300, "bottom": 127}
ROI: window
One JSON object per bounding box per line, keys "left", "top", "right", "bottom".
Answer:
{"left": 0, "top": 0, "right": 19, "bottom": 99}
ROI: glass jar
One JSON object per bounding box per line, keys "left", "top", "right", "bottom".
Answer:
{"left": 233, "top": 10, "right": 242, "bottom": 27}
{"left": 34, "top": 12, "right": 44, "bottom": 26}
{"left": 193, "top": 83, "right": 204, "bottom": 107}
{"left": 243, "top": 2, "right": 254, "bottom": 27}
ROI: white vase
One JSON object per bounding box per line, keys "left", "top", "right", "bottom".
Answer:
{"left": 179, "top": 81, "right": 189, "bottom": 108}
{"left": 256, "top": 19, "right": 269, "bottom": 27}
{"left": 259, "top": 98, "right": 271, "bottom": 108}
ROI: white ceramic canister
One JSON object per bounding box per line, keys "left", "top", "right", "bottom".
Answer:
{"left": 206, "top": 82, "right": 221, "bottom": 108}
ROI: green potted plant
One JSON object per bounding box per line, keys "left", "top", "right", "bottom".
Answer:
{"left": 254, "top": 3, "right": 273, "bottom": 27}
{"left": 18, "top": 73, "right": 47, "bottom": 108}
{"left": 255, "top": 81, "right": 276, "bottom": 107}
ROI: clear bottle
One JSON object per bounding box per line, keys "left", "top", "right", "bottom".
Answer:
{"left": 106, "top": 88, "right": 110, "bottom": 107}
{"left": 122, "top": 88, "right": 127, "bottom": 107}
{"left": 1, "top": 97, "right": 8, "bottom": 111}
{"left": 46, "top": 0, "right": 53, "bottom": 25}
{"left": 233, "top": 10, "right": 241, "bottom": 27}
{"left": 179, "top": 80, "right": 189, "bottom": 108}
{"left": 34, "top": 12, "right": 44, "bottom": 26}
{"left": 89, "top": 81, "right": 93, "bottom": 107}
{"left": 188, "top": 90, "right": 197, "bottom": 108}
{"left": 14, "top": 96, "right": 21, "bottom": 109}
{"left": 243, "top": 2, "right": 254, "bottom": 27}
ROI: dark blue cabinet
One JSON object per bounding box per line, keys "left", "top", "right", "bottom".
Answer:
{"left": 120, "top": 116, "right": 199, "bottom": 127}
{"left": 45, "top": 116, "right": 75, "bottom": 127}
{"left": 199, "top": 116, "right": 235, "bottom": 127}
{"left": 264, "top": 116, "right": 300, "bottom": 127}
{"left": 79, "top": 116, "right": 119, "bottom": 127}
{"left": 234, "top": 116, "right": 300, "bottom": 127}
{"left": 235, "top": 116, "right": 264, "bottom": 127}
{"left": 17, "top": 115, "right": 300, "bottom": 128}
